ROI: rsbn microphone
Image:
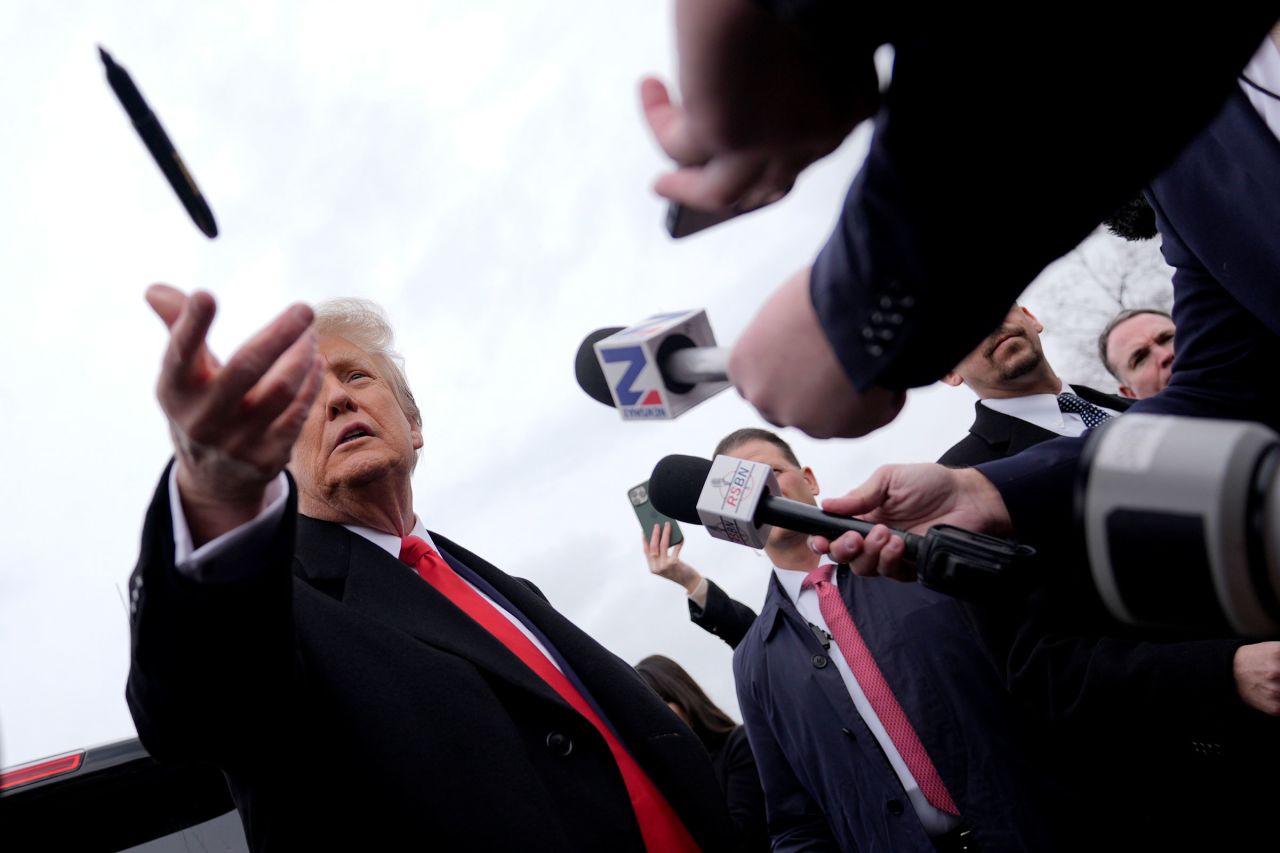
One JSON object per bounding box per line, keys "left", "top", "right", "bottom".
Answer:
{"left": 573, "top": 310, "right": 729, "bottom": 421}
{"left": 648, "top": 454, "right": 1035, "bottom": 599}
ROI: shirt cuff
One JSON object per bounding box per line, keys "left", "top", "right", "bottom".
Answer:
{"left": 169, "top": 468, "right": 289, "bottom": 582}
{"left": 688, "top": 576, "right": 709, "bottom": 610}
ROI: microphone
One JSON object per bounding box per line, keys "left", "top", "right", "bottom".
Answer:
{"left": 649, "top": 454, "right": 1036, "bottom": 598}
{"left": 648, "top": 454, "right": 924, "bottom": 555}
{"left": 573, "top": 310, "right": 730, "bottom": 420}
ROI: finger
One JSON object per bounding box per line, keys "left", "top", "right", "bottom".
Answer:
{"left": 671, "top": 540, "right": 683, "bottom": 559}
{"left": 238, "top": 327, "right": 320, "bottom": 429}
{"left": 660, "top": 521, "right": 671, "bottom": 552}
{"left": 822, "top": 469, "right": 893, "bottom": 519}
{"left": 807, "top": 535, "right": 833, "bottom": 556}
{"left": 160, "top": 290, "right": 219, "bottom": 389}
{"left": 828, "top": 531, "right": 866, "bottom": 567}
{"left": 847, "top": 526, "right": 889, "bottom": 577}
{"left": 262, "top": 351, "right": 324, "bottom": 450}
{"left": 209, "top": 303, "right": 315, "bottom": 411}
{"left": 649, "top": 523, "right": 662, "bottom": 554}
{"left": 877, "top": 535, "right": 914, "bottom": 581}
{"left": 145, "top": 283, "right": 187, "bottom": 328}
{"left": 653, "top": 154, "right": 768, "bottom": 212}
{"left": 639, "top": 77, "right": 702, "bottom": 165}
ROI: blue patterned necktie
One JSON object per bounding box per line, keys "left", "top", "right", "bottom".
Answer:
{"left": 1056, "top": 392, "right": 1114, "bottom": 429}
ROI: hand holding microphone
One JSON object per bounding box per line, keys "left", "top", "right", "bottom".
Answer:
{"left": 813, "top": 464, "right": 1014, "bottom": 581}
{"left": 649, "top": 453, "right": 1032, "bottom": 597}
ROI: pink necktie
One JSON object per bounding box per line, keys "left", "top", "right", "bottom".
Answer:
{"left": 802, "top": 564, "right": 960, "bottom": 815}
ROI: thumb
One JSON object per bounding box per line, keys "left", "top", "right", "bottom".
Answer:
{"left": 821, "top": 467, "right": 894, "bottom": 518}
{"left": 145, "top": 283, "right": 190, "bottom": 328}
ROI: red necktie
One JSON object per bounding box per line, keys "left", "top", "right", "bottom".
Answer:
{"left": 399, "top": 536, "right": 699, "bottom": 852}
{"left": 802, "top": 564, "right": 960, "bottom": 816}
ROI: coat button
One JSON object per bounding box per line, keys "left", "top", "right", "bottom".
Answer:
{"left": 812, "top": 655, "right": 828, "bottom": 669}
{"left": 886, "top": 799, "right": 905, "bottom": 816}
{"left": 546, "top": 732, "right": 573, "bottom": 757}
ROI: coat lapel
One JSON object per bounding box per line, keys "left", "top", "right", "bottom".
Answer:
{"left": 969, "top": 401, "right": 1058, "bottom": 457}
{"left": 294, "top": 517, "right": 570, "bottom": 712}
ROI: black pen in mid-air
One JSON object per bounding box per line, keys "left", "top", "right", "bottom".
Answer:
{"left": 99, "top": 46, "right": 218, "bottom": 238}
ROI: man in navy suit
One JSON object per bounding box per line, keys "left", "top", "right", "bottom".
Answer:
{"left": 126, "top": 288, "right": 735, "bottom": 852}
{"left": 718, "top": 428, "right": 1057, "bottom": 852}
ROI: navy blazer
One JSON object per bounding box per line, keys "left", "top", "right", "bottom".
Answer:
{"left": 733, "top": 569, "right": 1057, "bottom": 852}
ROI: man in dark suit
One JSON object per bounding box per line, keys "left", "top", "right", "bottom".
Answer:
{"left": 937, "top": 305, "right": 1130, "bottom": 467}
{"left": 126, "top": 287, "right": 735, "bottom": 852}
{"left": 718, "top": 429, "right": 1057, "bottom": 852}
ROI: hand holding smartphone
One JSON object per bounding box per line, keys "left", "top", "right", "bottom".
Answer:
{"left": 628, "top": 480, "right": 683, "bottom": 546}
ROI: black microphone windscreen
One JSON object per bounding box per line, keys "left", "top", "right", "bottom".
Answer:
{"left": 648, "top": 455, "right": 712, "bottom": 525}
{"left": 575, "top": 327, "right": 625, "bottom": 407}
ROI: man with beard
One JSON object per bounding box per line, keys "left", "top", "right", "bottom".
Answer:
{"left": 938, "top": 305, "right": 1128, "bottom": 466}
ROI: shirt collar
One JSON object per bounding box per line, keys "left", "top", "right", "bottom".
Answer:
{"left": 343, "top": 516, "right": 435, "bottom": 559}
{"left": 772, "top": 561, "right": 837, "bottom": 603}
{"left": 980, "top": 389, "right": 1069, "bottom": 433}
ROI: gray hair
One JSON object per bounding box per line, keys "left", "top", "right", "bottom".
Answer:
{"left": 313, "top": 298, "right": 423, "bottom": 433}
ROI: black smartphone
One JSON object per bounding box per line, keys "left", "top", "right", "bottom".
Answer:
{"left": 665, "top": 201, "right": 743, "bottom": 239}
{"left": 628, "top": 480, "right": 684, "bottom": 546}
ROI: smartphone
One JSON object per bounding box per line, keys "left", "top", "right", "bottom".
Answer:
{"left": 665, "top": 201, "right": 743, "bottom": 239}
{"left": 628, "top": 480, "right": 684, "bottom": 546}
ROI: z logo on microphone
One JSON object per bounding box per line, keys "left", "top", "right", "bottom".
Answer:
{"left": 602, "top": 346, "right": 664, "bottom": 407}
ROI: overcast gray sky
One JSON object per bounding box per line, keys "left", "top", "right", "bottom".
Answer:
{"left": 0, "top": 1, "right": 1171, "bottom": 768}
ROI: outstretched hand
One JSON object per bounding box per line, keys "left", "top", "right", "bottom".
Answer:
{"left": 147, "top": 284, "right": 323, "bottom": 544}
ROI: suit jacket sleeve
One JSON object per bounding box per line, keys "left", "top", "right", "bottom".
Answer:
{"left": 1006, "top": 582, "right": 1245, "bottom": 731}
{"left": 126, "top": 463, "right": 299, "bottom": 767}
{"left": 734, "top": 652, "right": 839, "bottom": 852}
{"left": 689, "top": 579, "right": 758, "bottom": 649}
{"left": 804, "top": 13, "right": 1270, "bottom": 394}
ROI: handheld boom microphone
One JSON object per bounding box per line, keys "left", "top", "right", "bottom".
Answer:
{"left": 649, "top": 454, "right": 1035, "bottom": 599}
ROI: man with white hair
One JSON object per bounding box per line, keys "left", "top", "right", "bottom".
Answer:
{"left": 126, "top": 286, "right": 735, "bottom": 852}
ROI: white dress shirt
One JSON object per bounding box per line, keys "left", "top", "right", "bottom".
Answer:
{"left": 980, "top": 384, "right": 1121, "bottom": 438}
{"left": 1241, "top": 34, "right": 1280, "bottom": 143}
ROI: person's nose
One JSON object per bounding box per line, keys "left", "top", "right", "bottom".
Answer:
{"left": 323, "top": 377, "right": 357, "bottom": 420}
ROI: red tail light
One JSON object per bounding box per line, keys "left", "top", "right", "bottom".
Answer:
{"left": 0, "top": 752, "right": 84, "bottom": 791}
